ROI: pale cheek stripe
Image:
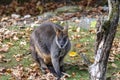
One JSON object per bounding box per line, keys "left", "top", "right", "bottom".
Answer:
{"left": 55, "top": 36, "right": 68, "bottom": 49}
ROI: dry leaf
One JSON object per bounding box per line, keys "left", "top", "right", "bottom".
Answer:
{"left": 76, "top": 27, "right": 80, "bottom": 33}
{"left": 0, "top": 44, "right": 9, "bottom": 52}
{"left": 0, "top": 68, "right": 7, "bottom": 75}
{"left": 75, "top": 43, "right": 83, "bottom": 48}
{"left": 13, "top": 35, "right": 19, "bottom": 41}
{"left": 109, "top": 56, "right": 115, "bottom": 62}
{"left": 1, "top": 17, "right": 9, "bottom": 21}
{"left": 75, "top": 19, "right": 80, "bottom": 23}
{"left": 72, "top": 72, "right": 76, "bottom": 77}
{"left": 6, "top": 68, "right": 12, "bottom": 74}
{"left": 11, "top": 66, "right": 24, "bottom": 80}
{"left": 111, "top": 63, "right": 118, "bottom": 68}
{"left": 89, "top": 29, "right": 96, "bottom": 34}
{"left": 0, "top": 54, "right": 5, "bottom": 62}
{"left": 7, "top": 42, "right": 14, "bottom": 47}
{"left": 13, "top": 54, "right": 23, "bottom": 62}
{"left": 20, "top": 41, "right": 26, "bottom": 46}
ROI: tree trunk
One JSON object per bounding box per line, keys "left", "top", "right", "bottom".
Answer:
{"left": 88, "top": 0, "right": 119, "bottom": 80}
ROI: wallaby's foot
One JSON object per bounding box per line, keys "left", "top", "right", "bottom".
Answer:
{"left": 48, "top": 66, "right": 56, "bottom": 74}
{"left": 56, "top": 72, "right": 64, "bottom": 79}
{"left": 40, "top": 62, "right": 49, "bottom": 74}
{"left": 40, "top": 67, "right": 49, "bottom": 74}
{"left": 48, "top": 66, "right": 60, "bottom": 77}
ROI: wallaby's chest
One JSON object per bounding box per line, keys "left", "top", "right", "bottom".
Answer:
{"left": 59, "top": 49, "right": 66, "bottom": 57}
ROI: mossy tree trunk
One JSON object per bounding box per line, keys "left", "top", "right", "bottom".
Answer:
{"left": 88, "top": 0, "right": 119, "bottom": 80}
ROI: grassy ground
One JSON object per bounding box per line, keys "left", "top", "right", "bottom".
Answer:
{"left": 0, "top": 24, "right": 120, "bottom": 80}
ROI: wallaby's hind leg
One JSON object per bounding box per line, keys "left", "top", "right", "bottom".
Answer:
{"left": 38, "top": 57, "right": 48, "bottom": 74}
{"left": 30, "top": 41, "right": 48, "bottom": 74}
{"left": 30, "top": 41, "right": 39, "bottom": 63}
{"left": 47, "top": 65, "right": 56, "bottom": 75}
{"left": 31, "top": 46, "right": 48, "bottom": 73}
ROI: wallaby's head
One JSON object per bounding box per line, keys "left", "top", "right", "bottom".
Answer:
{"left": 54, "top": 25, "right": 69, "bottom": 49}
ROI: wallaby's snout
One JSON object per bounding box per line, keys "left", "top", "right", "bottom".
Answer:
{"left": 60, "top": 42, "right": 64, "bottom": 48}
{"left": 57, "top": 36, "right": 68, "bottom": 48}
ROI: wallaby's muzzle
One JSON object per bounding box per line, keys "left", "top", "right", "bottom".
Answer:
{"left": 55, "top": 36, "right": 69, "bottom": 49}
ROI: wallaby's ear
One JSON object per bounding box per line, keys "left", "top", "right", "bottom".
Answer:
{"left": 53, "top": 25, "right": 62, "bottom": 36}
{"left": 63, "top": 26, "right": 68, "bottom": 34}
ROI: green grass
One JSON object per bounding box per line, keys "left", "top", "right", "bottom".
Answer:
{"left": 0, "top": 24, "right": 120, "bottom": 80}
{"left": 0, "top": 39, "right": 32, "bottom": 68}
{"left": 0, "top": 74, "right": 11, "bottom": 80}
{"left": 67, "top": 65, "right": 89, "bottom": 80}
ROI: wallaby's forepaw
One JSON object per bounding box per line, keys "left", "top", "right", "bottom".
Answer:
{"left": 56, "top": 72, "right": 64, "bottom": 80}
{"left": 60, "top": 66, "right": 65, "bottom": 72}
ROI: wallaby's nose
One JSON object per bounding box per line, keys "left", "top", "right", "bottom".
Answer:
{"left": 59, "top": 40, "right": 65, "bottom": 48}
{"left": 61, "top": 44, "right": 64, "bottom": 47}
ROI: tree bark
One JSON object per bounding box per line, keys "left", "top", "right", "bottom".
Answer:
{"left": 88, "top": 0, "right": 119, "bottom": 80}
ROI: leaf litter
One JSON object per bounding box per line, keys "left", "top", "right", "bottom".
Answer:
{"left": 0, "top": 1, "right": 119, "bottom": 79}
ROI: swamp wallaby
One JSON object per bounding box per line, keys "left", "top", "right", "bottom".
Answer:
{"left": 30, "top": 22, "right": 71, "bottom": 79}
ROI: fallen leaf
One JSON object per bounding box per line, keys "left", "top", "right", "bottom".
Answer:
{"left": 0, "top": 44, "right": 9, "bottom": 52}
{"left": 6, "top": 68, "right": 12, "bottom": 74}
{"left": 111, "top": 63, "right": 118, "bottom": 68}
{"left": 89, "top": 29, "right": 96, "bottom": 34}
{"left": 11, "top": 66, "right": 24, "bottom": 80}
{"left": 109, "top": 56, "right": 115, "bottom": 62}
{"left": 7, "top": 42, "right": 14, "bottom": 47}
{"left": 30, "top": 63, "right": 38, "bottom": 68}
{"left": 20, "top": 41, "right": 26, "bottom": 46}
{"left": 0, "top": 68, "right": 7, "bottom": 75}
{"left": 75, "top": 43, "right": 83, "bottom": 48}
{"left": 1, "top": 17, "right": 9, "bottom": 21}
{"left": 72, "top": 72, "right": 76, "bottom": 77}
{"left": 13, "top": 35, "right": 19, "bottom": 41}
{"left": 75, "top": 19, "right": 80, "bottom": 23}
{"left": 76, "top": 27, "right": 80, "bottom": 33}
{"left": 0, "top": 54, "right": 5, "bottom": 61}
{"left": 113, "top": 71, "right": 120, "bottom": 79}
{"left": 13, "top": 54, "right": 24, "bottom": 62}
